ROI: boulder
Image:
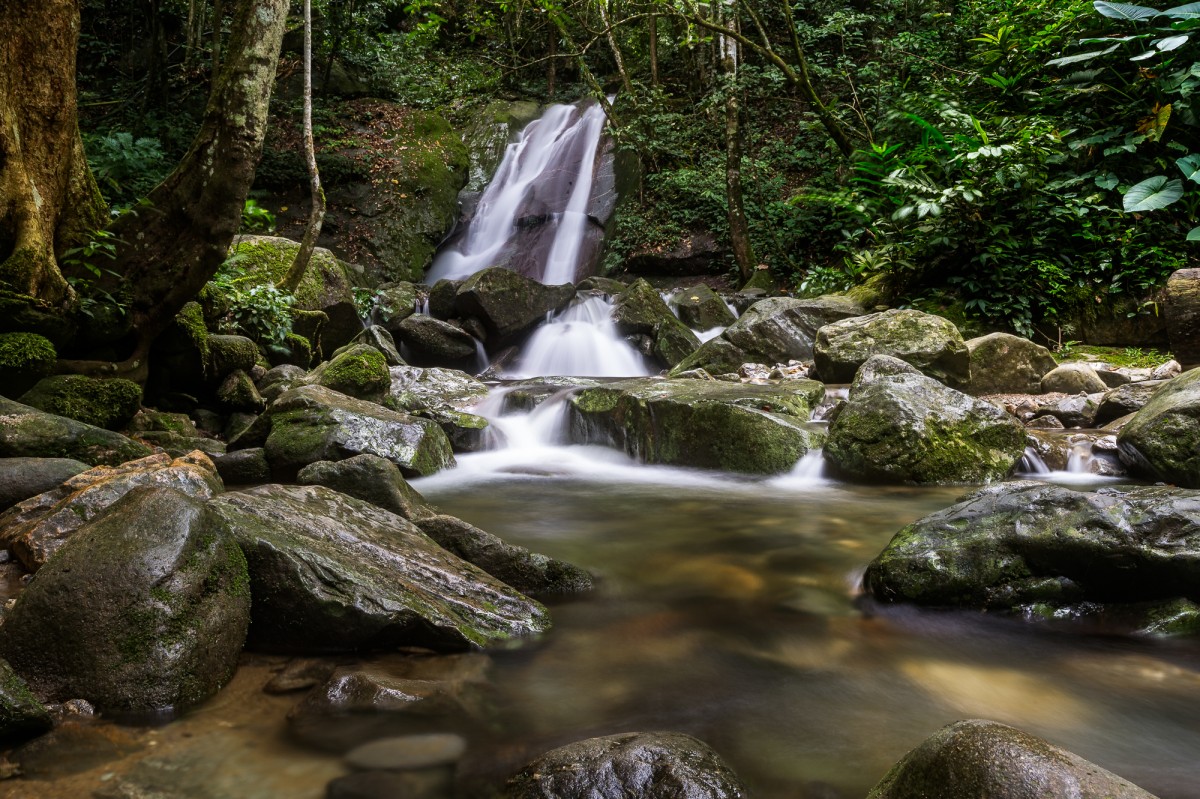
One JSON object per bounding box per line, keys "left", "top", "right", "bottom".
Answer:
{"left": 1152, "top": 360, "right": 1181, "bottom": 381}
{"left": 427, "top": 279, "right": 461, "bottom": 320}
{"left": 1117, "top": 368, "right": 1200, "bottom": 487}
{"left": 849, "top": 354, "right": 921, "bottom": 392}
{"left": 864, "top": 481, "right": 1200, "bottom": 627}
{"left": 18, "top": 375, "right": 142, "bottom": 430}
{"left": 216, "top": 369, "right": 266, "bottom": 413}
{"left": 0, "top": 457, "right": 89, "bottom": 511}
{"left": 212, "top": 448, "right": 271, "bottom": 486}
{"left": 612, "top": 279, "right": 675, "bottom": 336}
{"left": 296, "top": 454, "right": 436, "bottom": 521}
{"left": 210, "top": 484, "right": 549, "bottom": 652}
{"left": 396, "top": 314, "right": 478, "bottom": 363}
{"left": 305, "top": 344, "right": 392, "bottom": 403}
{"left": 672, "top": 296, "right": 863, "bottom": 377}
{"left": 577, "top": 276, "right": 628, "bottom": 295}
{"left": 250, "top": 384, "right": 455, "bottom": 479}
{"left": 503, "top": 732, "right": 747, "bottom": 799}
{"left": 1095, "top": 381, "right": 1166, "bottom": 427}
{"left": 813, "top": 309, "right": 970, "bottom": 389}
{"left": 0, "top": 333, "right": 56, "bottom": 398}
{"left": 257, "top": 364, "right": 307, "bottom": 404}
{"left": 965, "top": 333, "right": 1057, "bottom": 395}
{"left": 344, "top": 325, "right": 405, "bottom": 367}
{"left": 867, "top": 719, "right": 1155, "bottom": 799}
{"left": 1033, "top": 394, "right": 1099, "bottom": 429}
{"left": 567, "top": 378, "right": 826, "bottom": 474}
{"left": 0, "top": 486, "right": 249, "bottom": 714}
{"left": 826, "top": 368, "right": 1025, "bottom": 484}
{"left": 1040, "top": 362, "right": 1108, "bottom": 394}
{"left": 672, "top": 284, "right": 736, "bottom": 330}
{"left": 371, "top": 282, "right": 423, "bottom": 331}
{"left": 389, "top": 366, "right": 494, "bottom": 452}
{"left": 207, "top": 334, "right": 259, "bottom": 380}
{"left": 0, "top": 451, "right": 224, "bottom": 572}
{"left": 1165, "top": 268, "right": 1200, "bottom": 370}
{"left": 0, "top": 658, "right": 53, "bottom": 742}
{"left": 454, "top": 268, "right": 575, "bottom": 343}
{"left": 0, "top": 397, "right": 152, "bottom": 466}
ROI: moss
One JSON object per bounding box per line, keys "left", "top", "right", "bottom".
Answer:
{"left": 19, "top": 375, "right": 143, "bottom": 430}
{"left": 0, "top": 332, "right": 56, "bottom": 385}
{"left": 284, "top": 332, "right": 313, "bottom": 366}
{"left": 175, "top": 302, "right": 211, "bottom": 362}
{"left": 318, "top": 347, "right": 390, "bottom": 400}
{"left": 1057, "top": 344, "right": 1173, "bottom": 369}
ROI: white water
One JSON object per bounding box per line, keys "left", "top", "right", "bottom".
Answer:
{"left": 1017, "top": 440, "right": 1121, "bottom": 485}
{"left": 541, "top": 103, "right": 609, "bottom": 285}
{"left": 504, "top": 294, "right": 652, "bottom": 379}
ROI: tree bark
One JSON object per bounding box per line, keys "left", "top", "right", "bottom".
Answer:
{"left": 110, "top": 0, "right": 289, "bottom": 356}
{"left": 0, "top": 0, "right": 107, "bottom": 308}
{"left": 649, "top": 13, "right": 659, "bottom": 88}
{"left": 597, "top": 0, "right": 633, "bottom": 95}
{"left": 719, "top": 14, "right": 756, "bottom": 283}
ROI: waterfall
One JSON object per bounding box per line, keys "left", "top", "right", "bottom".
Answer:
{"left": 428, "top": 100, "right": 611, "bottom": 285}
{"left": 504, "top": 293, "right": 652, "bottom": 379}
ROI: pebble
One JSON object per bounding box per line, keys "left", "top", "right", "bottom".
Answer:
{"left": 344, "top": 733, "right": 467, "bottom": 771}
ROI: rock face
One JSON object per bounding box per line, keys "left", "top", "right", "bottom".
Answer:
{"left": 864, "top": 481, "right": 1200, "bottom": 627}
{"left": 0, "top": 457, "right": 89, "bottom": 511}
{"left": 0, "top": 397, "right": 153, "bottom": 466}
{"left": 210, "top": 484, "right": 549, "bottom": 652}
{"left": 867, "top": 719, "right": 1156, "bottom": 799}
{"left": 1040, "top": 362, "right": 1108, "bottom": 395}
{"left": 966, "top": 333, "right": 1057, "bottom": 395}
{"left": 247, "top": 384, "right": 455, "bottom": 479}
{"left": 0, "top": 486, "right": 249, "bottom": 714}
{"left": 503, "top": 732, "right": 747, "bottom": 799}
{"left": 827, "top": 364, "right": 1026, "bottom": 484}
{"left": 1165, "top": 268, "right": 1200, "bottom": 371}
{"left": 19, "top": 375, "right": 143, "bottom": 430}
{"left": 814, "top": 309, "right": 970, "bottom": 388}
{"left": 568, "top": 378, "right": 826, "bottom": 474}
{"left": 455, "top": 268, "right": 575, "bottom": 344}
{"left": 1118, "top": 368, "right": 1200, "bottom": 487}
{"left": 0, "top": 451, "right": 224, "bottom": 572}
{"left": 672, "top": 296, "right": 862, "bottom": 376}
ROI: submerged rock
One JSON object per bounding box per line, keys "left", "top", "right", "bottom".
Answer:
{"left": 210, "top": 484, "right": 549, "bottom": 653}
{"left": 1118, "top": 368, "right": 1200, "bottom": 487}
{"left": 0, "top": 486, "right": 249, "bottom": 714}
{"left": 867, "top": 719, "right": 1156, "bottom": 799}
{"left": 0, "top": 457, "right": 89, "bottom": 512}
{"left": 503, "top": 731, "right": 747, "bottom": 799}
{"left": 966, "top": 333, "right": 1057, "bottom": 395}
{"left": 813, "top": 309, "right": 970, "bottom": 389}
{"left": 0, "top": 396, "right": 152, "bottom": 466}
{"left": 568, "top": 378, "right": 826, "bottom": 474}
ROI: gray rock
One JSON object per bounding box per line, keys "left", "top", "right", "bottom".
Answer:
{"left": 455, "top": 268, "right": 575, "bottom": 343}
{"left": 867, "top": 719, "right": 1156, "bottom": 799}
{"left": 0, "top": 457, "right": 89, "bottom": 511}
{"left": 503, "top": 731, "right": 747, "bottom": 799}
{"left": 216, "top": 369, "right": 266, "bottom": 413}
{"left": 344, "top": 733, "right": 467, "bottom": 770}
{"left": 427, "top": 279, "right": 461, "bottom": 320}
{"left": 966, "top": 333, "right": 1057, "bottom": 395}
{"left": 389, "top": 366, "right": 490, "bottom": 412}
{"left": 613, "top": 280, "right": 701, "bottom": 369}
{"left": 371, "top": 282, "right": 423, "bottom": 330}
{"left": 1026, "top": 415, "right": 1065, "bottom": 430}
{"left": 1097, "top": 368, "right": 1132, "bottom": 388}
{"left": 210, "top": 484, "right": 549, "bottom": 652}
{"left": 212, "top": 447, "right": 271, "bottom": 486}
{"left": 0, "top": 486, "right": 249, "bottom": 713}
{"left": 0, "top": 658, "right": 53, "bottom": 742}
{"left": 849, "top": 354, "right": 921, "bottom": 395}
{"left": 1152, "top": 359, "right": 1182, "bottom": 380}
{"left": 296, "top": 454, "right": 436, "bottom": 521}
{"left": 1040, "top": 362, "right": 1108, "bottom": 394}
{"left": 1118, "top": 368, "right": 1200, "bottom": 487}
{"left": 256, "top": 364, "right": 307, "bottom": 403}
{"left": 577, "top": 276, "right": 628, "bottom": 295}
{"left": 0, "top": 397, "right": 152, "bottom": 466}
{"left": 396, "top": 315, "right": 478, "bottom": 363}
{"left": 672, "top": 285, "right": 737, "bottom": 330}
{"left": 1095, "top": 381, "right": 1166, "bottom": 426}
{"left": 345, "top": 325, "right": 406, "bottom": 367}
{"left": 1034, "top": 394, "right": 1099, "bottom": 429}
{"left": 814, "top": 309, "right": 970, "bottom": 389}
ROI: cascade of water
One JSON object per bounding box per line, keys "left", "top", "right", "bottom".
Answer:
{"left": 541, "top": 103, "right": 609, "bottom": 285}
{"left": 1018, "top": 447, "right": 1051, "bottom": 474}
{"left": 505, "top": 293, "right": 652, "bottom": 379}
{"left": 1065, "top": 440, "right": 1093, "bottom": 473}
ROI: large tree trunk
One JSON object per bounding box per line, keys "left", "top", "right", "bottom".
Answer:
{"left": 109, "top": 0, "right": 289, "bottom": 362}
{"left": 719, "top": 11, "right": 756, "bottom": 282}
{"left": 0, "top": 0, "right": 107, "bottom": 309}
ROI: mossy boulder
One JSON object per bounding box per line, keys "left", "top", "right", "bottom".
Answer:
{"left": 672, "top": 284, "right": 737, "bottom": 331}
{"left": 0, "top": 333, "right": 56, "bottom": 398}
{"left": 1117, "top": 368, "right": 1200, "bottom": 487}
{"left": 17, "top": 376, "right": 142, "bottom": 431}
{"left": 612, "top": 279, "right": 701, "bottom": 368}
{"left": 216, "top": 369, "right": 266, "bottom": 413}
{"left": 209, "top": 484, "right": 549, "bottom": 652}
{"left": 0, "top": 396, "right": 152, "bottom": 466}
{"left": 0, "top": 485, "right": 249, "bottom": 714}
{"left": 306, "top": 344, "right": 391, "bottom": 403}
{"left": 671, "top": 296, "right": 862, "bottom": 376}
{"left": 0, "top": 457, "right": 90, "bottom": 511}
{"left": 826, "top": 366, "right": 1025, "bottom": 484}
{"left": 371, "top": 281, "right": 423, "bottom": 332}
{"left": 0, "top": 658, "right": 53, "bottom": 742}
{"left": 455, "top": 268, "right": 575, "bottom": 344}
{"left": 965, "top": 333, "right": 1057, "bottom": 395}
{"left": 814, "top": 308, "right": 970, "bottom": 388}
{"left": 343, "top": 325, "right": 405, "bottom": 366}
{"left": 868, "top": 720, "right": 1155, "bottom": 799}
{"left": 567, "top": 378, "right": 826, "bottom": 474}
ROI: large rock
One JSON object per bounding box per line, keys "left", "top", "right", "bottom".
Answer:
{"left": 1040, "top": 362, "right": 1108, "bottom": 394}
{"left": 672, "top": 296, "right": 863, "bottom": 376}
{"left": 0, "top": 486, "right": 249, "bottom": 714}
{"left": 0, "top": 457, "right": 89, "bottom": 511}
{"left": 864, "top": 481, "right": 1200, "bottom": 628}
{"left": 503, "top": 732, "right": 747, "bottom": 799}
{"left": 388, "top": 366, "right": 493, "bottom": 452}
{"left": 672, "top": 284, "right": 736, "bottom": 330}
{"left": 210, "top": 484, "right": 549, "bottom": 652}
{"left": 1095, "top": 381, "right": 1166, "bottom": 426}
{"left": 297, "top": 454, "right": 436, "bottom": 521}
{"left": 395, "top": 314, "right": 478, "bottom": 363}
{"left": 612, "top": 280, "right": 702, "bottom": 368}
{"left": 0, "top": 451, "right": 224, "bottom": 572}
{"left": 965, "top": 333, "right": 1057, "bottom": 395}
{"left": 18, "top": 375, "right": 143, "bottom": 430}
{"left": 247, "top": 384, "right": 455, "bottom": 479}
{"left": 813, "top": 309, "right": 970, "bottom": 388}
{"left": 344, "top": 325, "right": 405, "bottom": 366}
{"left": 1165, "top": 268, "right": 1200, "bottom": 371}
{"left": 567, "top": 378, "right": 826, "bottom": 474}
{"left": 0, "top": 659, "right": 53, "bottom": 742}
{"left": 305, "top": 344, "right": 392, "bottom": 403}
{"left": 0, "top": 333, "right": 57, "bottom": 398}
{"left": 454, "top": 268, "right": 575, "bottom": 344}
{"left": 826, "top": 363, "right": 1025, "bottom": 484}
{"left": 867, "top": 719, "right": 1156, "bottom": 799}
{"left": 1118, "top": 368, "right": 1200, "bottom": 487}
{"left": 0, "top": 397, "right": 152, "bottom": 466}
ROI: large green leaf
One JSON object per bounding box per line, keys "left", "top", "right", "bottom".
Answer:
{"left": 1047, "top": 43, "right": 1121, "bottom": 66}
{"left": 1188, "top": 226, "right": 1200, "bottom": 240}
{"left": 1162, "top": 1, "right": 1200, "bottom": 18}
{"left": 1178, "top": 153, "right": 1200, "bottom": 183}
{"left": 1094, "top": 0, "right": 1159, "bottom": 19}
{"left": 1123, "top": 176, "right": 1184, "bottom": 211}
{"left": 1156, "top": 33, "right": 1191, "bottom": 50}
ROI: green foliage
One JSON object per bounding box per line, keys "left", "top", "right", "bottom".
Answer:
{"left": 62, "top": 229, "right": 127, "bottom": 320}
{"left": 84, "top": 132, "right": 170, "bottom": 204}
{"left": 240, "top": 199, "right": 276, "bottom": 233}
{"left": 205, "top": 258, "right": 295, "bottom": 345}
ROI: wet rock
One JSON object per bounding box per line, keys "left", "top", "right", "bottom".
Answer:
{"left": 849, "top": 354, "right": 920, "bottom": 392}
{"left": 0, "top": 396, "right": 152, "bottom": 466}
{"left": 416, "top": 514, "right": 593, "bottom": 597}
{"left": 0, "top": 451, "right": 223, "bottom": 572}
{"left": 136, "top": 430, "right": 228, "bottom": 458}
{"left": 0, "top": 457, "right": 89, "bottom": 512}
{"left": 612, "top": 280, "right": 704, "bottom": 367}
{"left": 327, "top": 769, "right": 453, "bottom": 799}
{"left": 966, "top": 333, "right": 1057, "bottom": 395}
{"left": 1118, "top": 368, "right": 1200, "bottom": 487}
{"left": 1165, "top": 268, "right": 1200, "bottom": 370}
{"left": 0, "top": 486, "right": 249, "bottom": 713}
{"left": 251, "top": 384, "right": 455, "bottom": 479}
{"left": 1040, "top": 362, "right": 1108, "bottom": 394}
{"left": 371, "top": 282, "right": 423, "bottom": 331}
{"left": 1034, "top": 394, "right": 1099, "bottom": 429}
{"left": 503, "top": 731, "right": 747, "bottom": 799}
{"left": 673, "top": 296, "right": 862, "bottom": 377}
{"left": 455, "top": 268, "right": 575, "bottom": 343}
{"left": 210, "top": 484, "right": 549, "bottom": 652}
{"left": 225, "top": 411, "right": 259, "bottom": 443}
{"left": 427, "top": 279, "right": 461, "bottom": 321}
{"left": 396, "top": 315, "right": 478, "bottom": 363}
{"left": 216, "top": 369, "right": 266, "bottom": 413}
{"left": 1095, "top": 381, "right": 1167, "bottom": 426}
{"left": 212, "top": 447, "right": 271, "bottom": 486}
{"left": 13, "top": 721, "right": 142, "bottom": 778}
{"left": 389, "top": 366, "right": 495, "bottom": 453}
{"left": 297, "top": 454, "right": 436, "bottom": 521}
{"left": 568, "top": 378, "right": 826, "bottom": 474}
{"left": 673, "top": 285, "right": 737, "bottom": 331}
{"left": 19, "top": 375, "right": 143, "bottom": 430}
{"left": 264, "top": 659, "right": 337, "bottom": 694}
{"left": 345, "top": 325, "right": 406, "bottom": 367}
{"left": 344, "top": 733, "right": 467, "bottom": 770}
{"left": 625, "top": 232, "right": 725, "bottom": 275}
{"left": 813, "top": 309, "right": 970, "bottom": 389}
{"left": 577, "top": 276, "right": 628, "bottom": 296}
{"left": 0, "top": 658, "right": 53, "bottom": 742}
{"left": 867, "top": 719, "right": 1156, "bottom": 799}
{"left": 864, "top": 481, "right": 1200, "bottom": 629}
{"left": 827, "top": 367, "right": 1025, "bottom": 485}
{"left": 306, "top": 344, "right": 392, "bottom": 403}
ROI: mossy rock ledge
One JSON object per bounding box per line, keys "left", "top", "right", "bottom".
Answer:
{"left": 864, "top": 480, "right": 1200, "bottom": 634}
{"left": 1117, "top": 367, "right": 1200, "bottom": 488}
{"left": 0, "top": 396, "right": 152, "bottom": 466}
{"left": 0, "top": 332, "right": 57, "bottom": 398}
{"left": 19, "top": 374, "right": 143, "bottom": 430}
{"left": 567, "top": 377, "right": 826, "bottom": 474}
{"left": 813, "top": 308, "right": 970, "bottom": 389}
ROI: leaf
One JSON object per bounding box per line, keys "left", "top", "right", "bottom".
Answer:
{"left": 1047, "top": 44, "right": 1121, "bottom": 66}
{"left": 1094, "top": 0, "right": 1159, "bottom": 19}
{"left": 1123, "top": 176, "right": 1185, "bottom": 211}
{"left": 1162, "top": 1, "right": 1200, "bottom": 18}
{"left": 1130, "top": 49, "right": 1160, "bottom": 60}
{"left": 1138, "top": 103, "right": 1172, "bottom": 141}
{"left": 1156, "top": 34, "right": 1191, "bottom": 50}
{"left": 1188, "top": 226, "right": 1200, "bottom": 240}
{"left": 1095, "top": 172, "right": 1121, "bottom": 189}
{"left": 1178, "top": 153, "right": 1200, "bottom": 182}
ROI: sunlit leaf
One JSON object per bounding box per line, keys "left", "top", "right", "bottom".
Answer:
{"left": 1162, "top": 1, "right": 1200, "bottom": 18}
{"left": 1156, "top": 34, "right": 1191, "bottom": 50}
{"left": 1047, "top": 44, "right": 1121, "bottom": 66}
{"left": 1094, "top": 0, "right": 1159, "bottom": 19}
{"left": 1123, "top": 175, "right": 1184, "bottom": 211}
{"left": 1178, "top": 153, "right": 1200, "bottom": 182}
{"left": 1188, "top": 226, "right": 1200, "bottom": 240}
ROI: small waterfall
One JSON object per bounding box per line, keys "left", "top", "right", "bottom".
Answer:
{"left": 1019, "top": 447, "right": 1051, "bottom": 475}
{"left": 1065, "top": 440, "right": 1093, "bottom": 474}
{"left": 505, "top": 294, "right": 652, "bottom": 379}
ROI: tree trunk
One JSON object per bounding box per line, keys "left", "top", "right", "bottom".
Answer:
{"left": 0, "top": 0, "right": 107, "bottom": 309}
{"left": 718, "top": 16, "right": 755, "bottom": 284}
{"left": 212, "top": 0, "right": 224, "bottom": 76}
{"left": 109, "top": 0, "right": 289, "bottom": 358}
{"left": 280, "top": 0, "right": 325, "bottom": 295}
{"left": 649, "top": 13, "right": 659, "bottom": 88}
{"left": 597, "top": 0, "right": 633, "bottom": 95}
{"left": 547, "top": 28, "right": 557, "bottom": 99}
